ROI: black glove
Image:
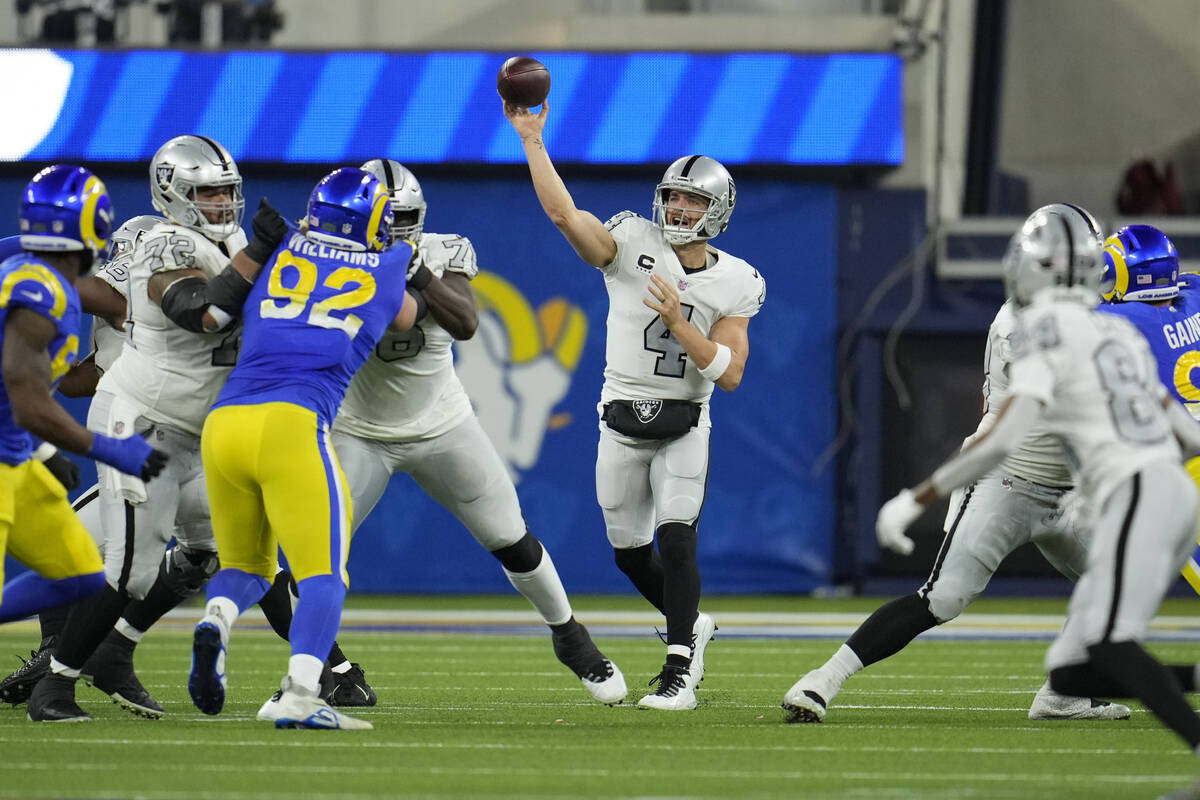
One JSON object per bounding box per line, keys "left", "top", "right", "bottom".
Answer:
{"left": 243, "top": 198, "right": 288, "bottom": 264}
{"left": 141, "top": 449, "right": 169, "bottom": 482}
{"left": 43, "top": 451, "right": 80, "bottom": 491}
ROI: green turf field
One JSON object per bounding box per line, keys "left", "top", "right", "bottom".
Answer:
{"left": 2, "top": 595, "right": 1200, "bottom": 799}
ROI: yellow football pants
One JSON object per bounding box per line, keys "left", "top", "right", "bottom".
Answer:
{"left": 0, "top": 458, "right": 103, "bottom": 602}
{"left": 201, "top": 403, "right": 352, "bottom": 585}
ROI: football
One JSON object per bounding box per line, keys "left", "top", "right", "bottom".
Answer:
{"left": 497, "top": 56, "right": 551, "bottom": 107}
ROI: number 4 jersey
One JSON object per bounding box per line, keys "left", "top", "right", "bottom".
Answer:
{"left": 1008, "top": 291, "right": 1180, "bottom": 504}
{"left": 600, "top": 213, "right": 765, "bottom": 426}
{"left": 98, "top": 222, "right": 248, "bottom": 436}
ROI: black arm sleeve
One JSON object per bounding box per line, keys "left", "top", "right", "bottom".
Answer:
{"left": 159, "top": 266, "right": 256, "bottom": 334}
{"left": 159, "top": 277, "right": 211, "bottom": 333}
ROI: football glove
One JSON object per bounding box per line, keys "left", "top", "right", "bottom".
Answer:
{"left": 42, "top": 451, "right": 80, "bottom": 491}
{"left": 243, "top": 198, "right": 289, "bottom": 264}
{"left": 88, "top": 433, "right": 169, "bottom": 481}
{"left": 875, "top": 488, "right": 922, "bottom": 556}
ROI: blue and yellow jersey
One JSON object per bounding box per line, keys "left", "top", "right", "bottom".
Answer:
{"left": 213, "top": 230, "right": 414, "bottom": 422}
{"left": 1097, "top": 273, "right": 1200, "bottom": 410}
{"left": 0, "top": 236, "right": 22, "bottom": 263}
{"left": 0, "top": 253, "right": 81, "bottom": 464}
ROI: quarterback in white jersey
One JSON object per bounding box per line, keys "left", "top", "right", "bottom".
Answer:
{"left": 28, "top": 135, "right": 288, "bottom": 724}
{"left": 506, "top": 103, "right": 764, "bottom": 711}
{"left": 332, "top": 159, "right": 626, "bottom": 705}
{"left": 866, "top": 205, "right": 1200, "bottom": 784}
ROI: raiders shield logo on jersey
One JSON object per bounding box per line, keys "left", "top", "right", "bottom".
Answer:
{"left": 633, "top": 399, "right": 662, "bottom": 422}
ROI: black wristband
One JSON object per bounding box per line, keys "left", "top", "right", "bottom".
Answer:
{"left": 411, "top": 290, "right": 429, "bottom": 322}
{"left": 206, "top": 264, "right": 255, "bottom": 315}
{"left": 408, "top": 263, "right": 434, "bottom": 292}
{"left": 242, "top": 236, "right": 277, "bottom": 265}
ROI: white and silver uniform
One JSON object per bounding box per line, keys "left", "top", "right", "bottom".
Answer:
{"left": 332, "top": 233, "right": 525, "bottom": 550}
{"left": 1006, "top": 294, "right": 1197, "bottom": 671}
{"left": 925, "top": 301, "right": 1089, "bottom": 622}
{"left": 596, "top": 213, "right": 765, "bottom": 549}
{"left": 88, "top": 222, "right": 247, "bottom": 598}
{"left": 91, "top": 257, "right": 130, "bottom": 373}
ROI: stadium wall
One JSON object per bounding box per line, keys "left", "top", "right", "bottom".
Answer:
{"left": 0, "top": 172, "right": 842, "bottom": 594}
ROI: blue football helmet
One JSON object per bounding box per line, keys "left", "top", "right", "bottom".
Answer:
{"left": 19, "top": 164, "right": 113, "bottom": 257}
{"left": 1101, "top": 224, "right": 1179, "bottom": 302}
{"left": 305, "top": 168, "right": 393, "bottom": 253}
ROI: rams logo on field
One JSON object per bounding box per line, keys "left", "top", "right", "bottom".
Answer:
{"left": 632, "top": 399, "right": 662, "bottom": 422}
{"left": 455, "top": 271, "right": 587, "bottom": 483}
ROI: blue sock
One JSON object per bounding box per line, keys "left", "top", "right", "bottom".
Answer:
{"left": 289, "top": 574, "right": 346, "bottom": 660}
{"left": 0, "top": 571, "right": 104, "bottom": 624}
{"left": 205, "top": 568, "right": 271, "bottom": 613}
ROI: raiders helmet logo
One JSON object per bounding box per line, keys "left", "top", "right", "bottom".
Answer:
{"left": 155, "top": 164, "right": 174, "bottom": 189}
{"left": 632, "top": 399, "right": 662, "bottom": 423}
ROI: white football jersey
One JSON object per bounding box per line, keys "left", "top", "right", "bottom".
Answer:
{"left": 335, "top": 232, "right": 479, "bottom": 442}
{"left": 98, "top": 222, "right": 247, "bottom": 435}
{"left": 91, "top": 256, "right": 130, "bottom": 374}
{"left": 1008, "top": 291, "right": 1180, "bottom": 504}
{"left": 970, "top": 301, "right": 1072, "bottom": 487}
{"left": 598, "top": 213, "right": 765, "bottom": 425}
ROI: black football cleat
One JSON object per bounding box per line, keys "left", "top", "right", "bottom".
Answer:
{"left": 0, "top": 636, "right": 56, "bottom": 706}
{"left": 320, "top": 662, "right": 378, "bottom": 707}
{"left": 27, "top": 673, "right": 90, "bottom": 723}
{"left": 81, "top": 632, "right": 163, "bottom": 719}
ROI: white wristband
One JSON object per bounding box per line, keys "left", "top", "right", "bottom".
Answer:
{"left": 33, "top": 442, "right": 57, "bottom": 462}
{"left": 205, "top": 305, "right": 235, "bottom": 332}
{"left": 698, "top": 343, "right": 732, "bottom": 382}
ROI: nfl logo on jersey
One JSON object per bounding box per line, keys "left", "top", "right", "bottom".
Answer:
{"left": 632, "top": 399, "right": 662, "bottom": 422}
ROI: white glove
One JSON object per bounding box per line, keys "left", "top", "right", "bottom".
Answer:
{"left": 876, "top": 488, "right": 923, "bottom": 556}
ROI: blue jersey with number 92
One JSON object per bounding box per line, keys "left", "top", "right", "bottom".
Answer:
{"left": 213, "top": 230, "right": 413, "bottom": 422}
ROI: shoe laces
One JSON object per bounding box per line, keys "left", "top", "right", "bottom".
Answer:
{"left": 648, "top": 665, "right": 688, "bottom": 697}
{"left": 8, "top": 648, "right": 50, "bottom": 679}
{"left": 654, "top": 628, "right": 700, "bottom": 655}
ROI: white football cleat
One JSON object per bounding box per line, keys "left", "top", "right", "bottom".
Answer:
{"left": 637, "top": 665, "right": 697, "bottom": 711}
{"left": 263, "top": 677, "right": 373, "bottom": 730}
{"left": 1028, "top": 681, "right": 1131, "bottom": 720}
{"left": 581, "top": 658, "right": 627, "bottom": 706}
{"left": 782, "top": 668, "right": 840, "bottom": 723}
{"left": 689, "top": 612, "right": 716, "bottom": 688}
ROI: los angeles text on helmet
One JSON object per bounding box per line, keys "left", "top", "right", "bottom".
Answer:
{"left": 287, "top": 232, "right": 382, "bottom": 266}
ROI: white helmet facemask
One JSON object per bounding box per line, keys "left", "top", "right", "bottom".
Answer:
{"left": 652, "top": 155, "right": 736, "bottom": 246}
{"left": 149, "top": 135, "right": 245, "bottom": 242}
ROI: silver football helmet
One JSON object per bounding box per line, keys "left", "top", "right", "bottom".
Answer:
{"left": 149, "top": 135, "right": 244, "bottom": 242}
{"left": 1003, "top": 203, "right": 1105, "bottom": 308}
{"left": 652, "top": 155, "right": 736, "bottom": 245}
{"left": 361, "top": 158, "right": 426, "bottom": 241}
{"left": 106, "top": 214, "right": 163, "bottom": 263}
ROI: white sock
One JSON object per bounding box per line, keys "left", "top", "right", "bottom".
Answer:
{"left": 822, "top": 644, "right": 865, "bottom": 687}
{"left": 49, "top": 656, "right": 80, "bottom": 679}
{"left": 288, "top": 654, "right": 325, "bottom": 695}
{"left": 201, "top": 596, "right": 240, "bottom": 646}
{"left": 667, "top": 644, "right": 691, "bottom": 660}
{"left": 114, "top": 618, "right": 144, "bottom": 643}
{"left": 503, "top": 548, "right": 573, "bottom": 626}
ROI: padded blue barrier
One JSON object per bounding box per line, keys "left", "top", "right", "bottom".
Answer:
{"left": 0, "top": 48, "right": 902, "bottom": 166}
{"left": 1, "top": 172, "right": 838, "bottom": 594}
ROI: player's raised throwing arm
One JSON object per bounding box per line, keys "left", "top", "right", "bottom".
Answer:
{"left": 503, "top": 101, "right": 617, "bottom": 268}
